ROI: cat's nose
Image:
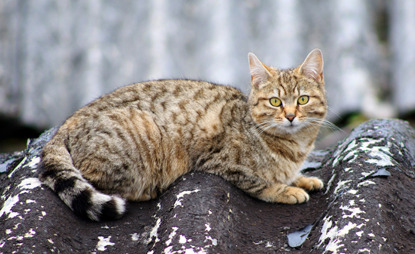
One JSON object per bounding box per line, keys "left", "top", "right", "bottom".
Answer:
{"left": 286, "top": 114, "right": 296, "bottom": 122}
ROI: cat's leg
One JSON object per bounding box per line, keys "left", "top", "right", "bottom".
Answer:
{"left": 206, "top": 164, "right": 310, "bottom": 204}
{"left": 257, "top": 184, "right": 310, "bottom": 204}
{"left": 292, "top": 175, "right": 324, "bottom": 191}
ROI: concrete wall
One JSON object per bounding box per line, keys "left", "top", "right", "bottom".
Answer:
{"left": 0, "top": 0, "right": 411, "bottom": 128}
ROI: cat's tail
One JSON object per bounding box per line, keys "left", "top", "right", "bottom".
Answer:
{"left": 39, "top": 135, "right": 126, "bottom": 221}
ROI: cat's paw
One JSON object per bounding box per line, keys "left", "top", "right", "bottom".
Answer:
{"left": 294, "top": 176, "right": 324, "bottom": 191}
{"left": 277, "top": 186, "right": 310, "bottom": 204}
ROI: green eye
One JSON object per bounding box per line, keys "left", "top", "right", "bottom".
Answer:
{"left": 298, "top": 96, "right": 309, "bottom": 105}
{"left": 269, "top": 97, "right": 282, "bottom": 107}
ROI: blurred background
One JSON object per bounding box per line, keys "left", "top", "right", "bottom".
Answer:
{"left": 1, "top": 0, "right": 415, "bottom": 152}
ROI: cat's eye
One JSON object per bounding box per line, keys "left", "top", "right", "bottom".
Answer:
{"left": 297, "top": 96, "right": 309, "bottom": 105}
{"left": 269, "top": 97, "right": 282, "bottom": 107}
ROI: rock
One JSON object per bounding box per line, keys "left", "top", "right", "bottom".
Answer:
{"left": 1, "top": 119, "right": 415, "bottom": 253}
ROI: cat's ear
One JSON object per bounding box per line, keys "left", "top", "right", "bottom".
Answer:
{"left": 296, "top": 49, "right": 324, "bottom": 83}
{"left": 248, "top": 53, "right": 272, "bottom": 88}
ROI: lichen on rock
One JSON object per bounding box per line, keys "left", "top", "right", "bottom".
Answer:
{"left": 1, "top": 119, "right": 415, "bottom": 253}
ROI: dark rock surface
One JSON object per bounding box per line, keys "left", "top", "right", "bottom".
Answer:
{"left": 1, "top": 119, "right": 415, "bottom": 253}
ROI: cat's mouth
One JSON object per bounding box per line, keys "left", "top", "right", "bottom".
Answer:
{"left": 257, "top": 119, "right": 303, "bottom": 135}
{"left": 281, "top": 120, "right": 303, "bottom": 133}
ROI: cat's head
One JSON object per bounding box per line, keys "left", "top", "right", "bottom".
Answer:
{"left": 248, "top": 49, "right": 327, "bottom": 135}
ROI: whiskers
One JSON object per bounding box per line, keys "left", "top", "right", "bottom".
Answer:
{"left": 254, "top": 120, "right": 279, "bottom": 135}
{"left": 254, "top": 117, "right": 343, "bottom": 136}
{"left": 306, "top": 117, "right": 344, "bottom": 133}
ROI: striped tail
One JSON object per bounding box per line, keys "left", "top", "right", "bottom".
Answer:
{"left": 39, "top": 137, "right": 126, "bottom": 221}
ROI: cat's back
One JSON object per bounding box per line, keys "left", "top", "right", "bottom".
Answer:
{"left": 80, "top": 79, "right": 245, "bottom": 116}
{"left": 54, "top": 79, "right": 249, "bottom": 191}
{"left": 63, "top": 79, "right": 248, "bottom": 153}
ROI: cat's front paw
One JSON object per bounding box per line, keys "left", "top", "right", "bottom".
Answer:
{"left": 294, "top": 176, "right": 324, "bottom": 191}
{"left": 277, "top": 186, "right": 310, "bottom": 204}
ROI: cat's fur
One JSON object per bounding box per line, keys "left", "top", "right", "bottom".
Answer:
{"left": 40, "top": 49, "right": 327, "bottom": 221}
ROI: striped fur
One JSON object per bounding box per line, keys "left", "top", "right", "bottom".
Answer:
{"left": 39, "top": 49, "right": 327, "bottom": 221}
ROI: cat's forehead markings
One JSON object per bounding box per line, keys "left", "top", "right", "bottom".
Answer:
{"left": 276, "top": 72, "right": 286, "bottom": 86}
{"left": 272, "top": 89, "right": 280, "bottom": 98}
{"left": 275, "top": 72, "right": 294, "bottom": 96}
{"left": 278, "top": 84, "right": 288, "bottom": 97}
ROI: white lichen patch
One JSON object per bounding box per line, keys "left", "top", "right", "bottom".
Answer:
{"left": 15, "top": 178, "right": 42, "bottom": 196}
{"left": 174, "top": 189, "right": 200, "bottom": 208}
{"left": 265, "top": 241, "right": 275, "bottom": 248}
{"left": 164, "top": 244, "right": 210, "bottom": 254}
{"left": 360, "top": 141, "right": 394, "bottom": 167}
{"left": 253, "top": 240, "right": 275, "bottom": 248}
{"left": 204, "top": 236, "right": 218, "bottom": 247}
{"left": 324, "top": 173, "right": 337, "bottom": 194}
{"left": 146, "top": 218, "right": 161, "bottom": 244}
{"left": 7, "top": 235, "right": 24, "bottom": 242}
{"left": 333, "top": 137, "right": 396, "bottom": 170}
{"left": 360, "top": 172, "right": 372, "bottom": 178}
{"left": 319, "top": 216, "right": 364, "bottom": 254}
{"left": 1, "top": 185, "right": 11, "bottom": 196}
{"left": 7, "top": 228, "right": 37, "bottom": 242}
{"left": 347, "top": 189, "right": 358, "bottom": 195}
{"left": 165, "top": 227, "right": 178, "bottom": 246}
{"left": 26, "top": 156, "right": 41, "bottom": 169}
{"left": 344, "top": 167, "right": 352, "bottom": 172}
{"left": 334, "top": 180, "right": 352, "bottom": 194}
{"left": 342, "top": 141, "right": 359, "bottom": 163}
{"left": 179, "top": 235, "right": 187, "bottom": 244}
{"left": 205, "top": 223, "right": 211, "bottom": 232}
{"left": 8, "top": 211, "right": 20, "bottom": 219}
{"left": 324, "top": 238, "right": 344, "bottom": 254}
{"left": 357, "top": 180, "right": 376, "bottom": 187}
{"left": 13, "top": 223, "right": 21, "bottom": 230}
{"left": 131, "top": 233, "right": 140, "bottom": 241}
{"left": 96, "top": 236, "right": 115, "bottom": 251}
{"left": 0, "top": 176, "right": 44, "bottom": 223}
{"left": 340, "top": 203, "right": 365, "bottom": 219}
{"left": 163, "top": 231, "right": 200, "bottom": 254}
{"left": 163, "top": 246, "right": 173, "bottom": 254}
{"left": 24, "top": 228, "right": 36, "bottom": 238}
{"left": 26, "top": 199, "right": 36, "bottom": 204}
{"left": 0, "top": 194, "right": 19, "bottom": 218}
{"left": 8, "top": 157, "right": 27, "bottom": 178}
{"left": 332, "top": 139, "right": 361, "bottom": 166}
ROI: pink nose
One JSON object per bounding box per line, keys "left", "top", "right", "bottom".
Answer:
{"left": 286, "top": 114, "right": 296, "bottom": 122}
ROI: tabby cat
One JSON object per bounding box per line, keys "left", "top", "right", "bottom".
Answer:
{"left": 40, "top": 49, "right": 327, "bottom": 221}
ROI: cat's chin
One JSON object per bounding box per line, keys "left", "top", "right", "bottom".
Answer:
{"left": 279, "top": 125, "right": 304, "bottom": 135}
{"left": 264, "top": 123, "right": 305, "bottom": 136}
